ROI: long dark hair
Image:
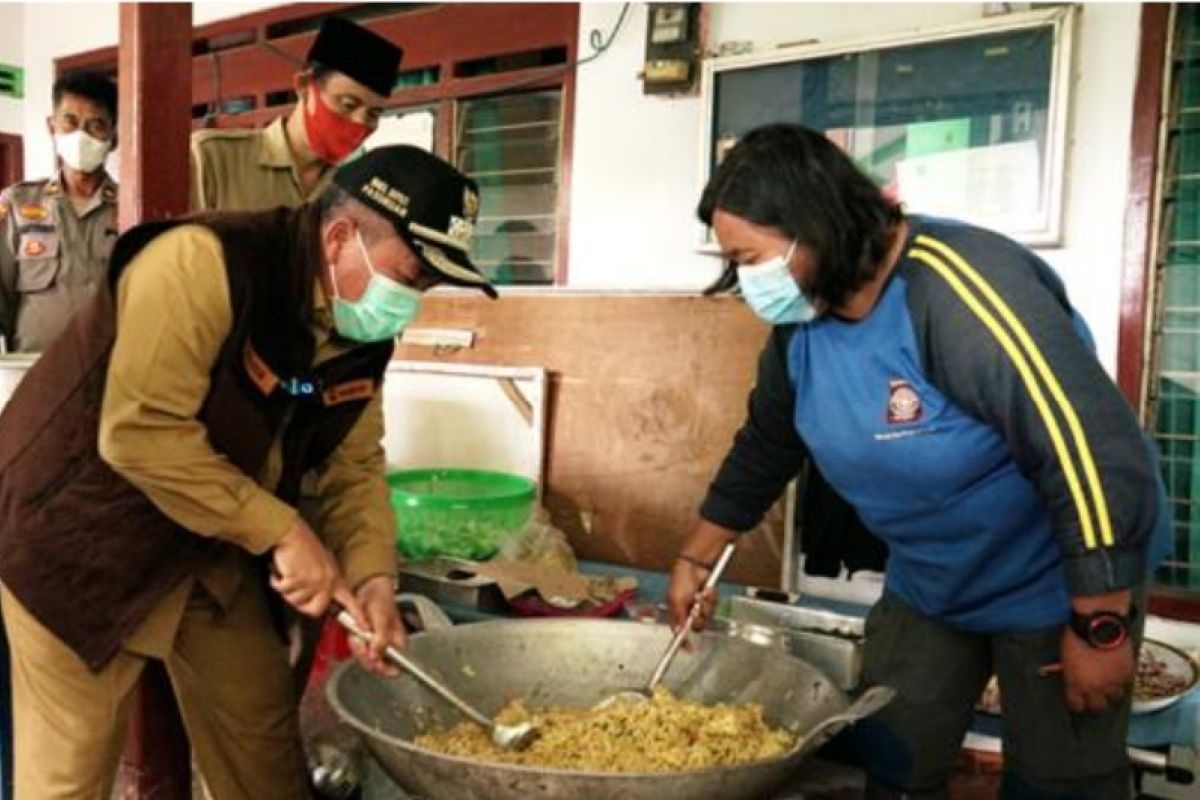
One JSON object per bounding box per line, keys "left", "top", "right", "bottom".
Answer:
{"left": 698, "top": 124, "right": 903, "bottom": 308}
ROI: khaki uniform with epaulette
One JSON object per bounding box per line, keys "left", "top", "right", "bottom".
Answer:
{"left": 190, "top": 117, "right": 333, "bottom": 213}
{"left": 0, "top": 173, "right": 118, "bottom": 352}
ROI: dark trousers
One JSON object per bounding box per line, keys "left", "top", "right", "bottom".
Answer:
{"left": 854, "top": 591, "right": 1137, "bottom": 800}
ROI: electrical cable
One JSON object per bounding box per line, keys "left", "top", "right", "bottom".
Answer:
{"left": 479, "top": 2, "right": 632, "bottom": 95}
{"left": 581, "top": 2, "right": 633, "bottom": 68}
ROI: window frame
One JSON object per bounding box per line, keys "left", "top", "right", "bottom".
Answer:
{"left": 453, "top": 87, "right": 566, "bottom": 288}
{"left": 696, "top": 5, "right": 1077, "bottom": 251}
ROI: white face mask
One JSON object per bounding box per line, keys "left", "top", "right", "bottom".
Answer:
{"left": 54, "top": 130, "right": 111, "bottom": 174}
{"left": 736, "top": 240, "right": 818, "bottom": 325}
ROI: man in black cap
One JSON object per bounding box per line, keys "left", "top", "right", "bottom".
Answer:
{"left": 190, "top": 16, "right": 404, "bottom": 213}
{"left": 0, "top": 145, "right": 494, "bottom": 799}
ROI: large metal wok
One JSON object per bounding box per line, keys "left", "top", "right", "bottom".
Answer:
{"left": 326, "top": 618, "right": 851, "bottom": 800}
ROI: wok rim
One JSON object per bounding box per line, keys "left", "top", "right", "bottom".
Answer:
{"left": 324, "top": 619, "right": 845, "bottom": 783}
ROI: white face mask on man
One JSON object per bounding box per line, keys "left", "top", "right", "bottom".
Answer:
{"left": 54, "top": 130, "right": 111, "bottom": 174}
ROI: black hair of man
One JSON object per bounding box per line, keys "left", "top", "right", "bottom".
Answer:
{"left": 52, "top": 70, "right": 118, "bottom": 123}
{"left": 317, "top": 181, "right": 354, "bottom": 219}
{"left": 697, "top": 123, "right": 904, "bottom": 310}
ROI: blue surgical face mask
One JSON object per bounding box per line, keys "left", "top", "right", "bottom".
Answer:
{"left": 736, "top": 240, "right": 817, "bottom": 325}
{"left": 329, "top": 229, "right": 423, "bottom": 342}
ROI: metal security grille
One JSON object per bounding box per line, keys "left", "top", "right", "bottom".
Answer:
{"left": 455, "top": 90, "right": 563, "bottom": 286}
{"left": 1150, "top": 4, "right": 1200, "bottom": 590}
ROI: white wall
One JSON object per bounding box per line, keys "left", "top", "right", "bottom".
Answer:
{"left": 20, "top": 3, "right": 118, "bottom": 178}
{"left": 568, "top": 2, "right": 1143, "bottom": 374}
{"left": 0, "top": 3, "right": 24, "bottom": 136}
{"left": 1045, "top": 4, "right": 1142, "bottom": 375}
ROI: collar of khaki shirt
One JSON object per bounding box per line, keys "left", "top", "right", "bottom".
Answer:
{"left": 258, "top": 117, "right": 296, "bottom": 170}
{"left": 259, "top": 116, "right": 333, "bottom": 197}
{"left": 310, "top": 263, "right": 348, "bottom": 361}
{"left": 46, "top": 169, "right": 117, "bottom": 220}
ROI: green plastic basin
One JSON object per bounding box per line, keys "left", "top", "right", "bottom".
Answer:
{"left": 387, "top": 468, "right": 537, "bottom": 560}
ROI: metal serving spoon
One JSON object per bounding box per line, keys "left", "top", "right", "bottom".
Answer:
{"left": 595, "top": 541, "right": 738, "bottom": 710}
{"left": 335, "top": 609, "right": 539, "bottom": 752}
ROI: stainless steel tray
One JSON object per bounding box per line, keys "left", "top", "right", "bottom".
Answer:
{"left": 396, "top": 558, "right": 506, "bottom": 613}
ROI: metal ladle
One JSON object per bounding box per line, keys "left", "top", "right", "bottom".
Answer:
{"left": 335, "top": 609, "right": 539, "bottom": 751}
{"left": 595, "top": 541, "right": 738, "bottom": 709}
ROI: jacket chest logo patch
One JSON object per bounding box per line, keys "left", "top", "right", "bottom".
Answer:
{"left": 322, "top": 379, "right": 375, "bottom": 407}
{"left": 887, "top": 379, "right": 922, "bottom": 424}
{"left": 22, "top": 239, "right": 47, "bottom": 258}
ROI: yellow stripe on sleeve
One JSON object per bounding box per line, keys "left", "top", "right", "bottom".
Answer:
{"left": 915, "top": 235, "right": 1114, "bottom": 548}
{"left": 909, "top": 246, "right": 1099, "bottom": 550}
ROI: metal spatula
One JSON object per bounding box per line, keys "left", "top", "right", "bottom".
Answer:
{"left": 594, "top": 542, "right": 737, "bottom": 710}
{"left": 335, "top": 610, "right": 539, "bottom": 751}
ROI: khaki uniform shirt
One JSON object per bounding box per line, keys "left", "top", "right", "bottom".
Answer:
{"left": 190, "top": 117, "right": 333, "bottom": 213}
{"left": 101, "top": 225, "right": 396, "bottom": 656}
{"left": 0, "top": 173, "right": 118, "bottom": 352}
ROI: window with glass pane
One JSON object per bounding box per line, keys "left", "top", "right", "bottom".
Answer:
{"left": 705, "top": 9, "right": 1071, "bottom": 244}
{"left": 455, "top": 90, "right": 562, "bottom": 286}
{"left": 1151, "top": 4, "right": 1200, "bottom": 592}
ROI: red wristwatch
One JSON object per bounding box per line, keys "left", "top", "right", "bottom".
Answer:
{"left": 1068, "top": 608, "right": 1137, "bottom": 650}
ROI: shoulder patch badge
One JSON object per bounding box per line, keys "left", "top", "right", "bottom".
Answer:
{"left": 17, "top": 204, "right": 48, "bottom": 223}
{"left": 887, "top": 378, "right": 922, "bottom": 424}
{"left": 23, "top": 239, "right": 47, "bottom": 258}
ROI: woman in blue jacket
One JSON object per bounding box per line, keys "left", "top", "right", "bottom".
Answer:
{"left": 668, "top": 123, "right": 1167, "bottom": 799}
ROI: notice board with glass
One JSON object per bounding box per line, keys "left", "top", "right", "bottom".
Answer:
{"left": 699, "top": 6, "right": 1076, "bottom": 246}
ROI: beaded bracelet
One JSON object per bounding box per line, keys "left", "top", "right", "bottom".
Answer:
{"left": 676, "top": 553, "right": 715, "bottom": 571}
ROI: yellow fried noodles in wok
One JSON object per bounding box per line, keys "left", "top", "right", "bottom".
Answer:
{"left": 414, "top": 689, "right": 796, "bottom": 772}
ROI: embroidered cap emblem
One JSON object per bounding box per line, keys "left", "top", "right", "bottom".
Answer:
{"left": 360, "top": 177, "right": 410, "bottom": 219}
{"left": 447, "top": 215, "right": 475, "bottom": 248}
{"left": 887, "top": 378, "right": 922, "bottom": 424}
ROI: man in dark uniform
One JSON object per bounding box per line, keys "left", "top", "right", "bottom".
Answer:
{"left": 0, "top": 70, "right": 118, "bottom": 353}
